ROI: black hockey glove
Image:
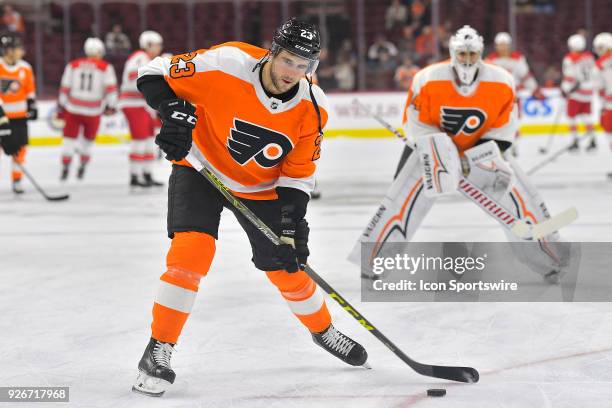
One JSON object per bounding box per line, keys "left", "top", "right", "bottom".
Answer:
{"left": 155, "top": 99, "right": 198, "bottom": 161}
{"left": 275, "top": 210, "right": 310, "bottom": 273}
{"left": 26, "top": 99, "right": 38, "bottom": 121}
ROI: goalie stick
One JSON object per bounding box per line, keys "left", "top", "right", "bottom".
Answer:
{"left": 184, "top": 152, "right": 479, "bottom": 384}
{"left": 14, "top": 161, "right": 70, "bottom": 201}
{"left": 352, "top": 99, "right": 577, "bottom": 240}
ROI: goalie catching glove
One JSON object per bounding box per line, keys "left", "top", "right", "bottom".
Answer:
{"left": 156, "top": 99, "right": 198, "bottom": 161}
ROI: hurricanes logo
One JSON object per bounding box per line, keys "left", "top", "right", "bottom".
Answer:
{"left": 227, "top": 119, "right": 293, "bottom": 168}
{"left": 440, "top": 107, "right": 486, "bottom": 136}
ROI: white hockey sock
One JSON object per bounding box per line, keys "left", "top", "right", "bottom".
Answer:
{"left": 129, "top": 140, "right": 146, "bottom": 176}
{"left": 62, "top": 138, "right": 78, "bottom": 163}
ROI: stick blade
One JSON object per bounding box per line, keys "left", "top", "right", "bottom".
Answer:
{"left": 511, "top": 207, "right": 578, "bottom": 240}
{"left": 46, "top": 194, "right": 70, "bottom": 201}
{"left": 531, "top": 207, "right": 577, "bottom": 239}
{"left": 429, "top": 365, "right": 480, "bottom": 383}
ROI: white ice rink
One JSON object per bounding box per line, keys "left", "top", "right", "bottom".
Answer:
{"left": 1, "top": 135, "right": 612, "bottom": 407}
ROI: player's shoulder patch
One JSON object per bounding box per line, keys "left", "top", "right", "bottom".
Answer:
{"left": 485, "top": 52, "right": 498, "bottom": 61}
{"left": 510, "top": 51, "right": 524, "bottom": 60}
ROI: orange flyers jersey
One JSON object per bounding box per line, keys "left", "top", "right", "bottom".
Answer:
{"left": 401, "top": 61, "right": 517, "bottom": 153}
{"left": 0, "top": 58, "right": 35, "bottom": 119}
{"left": 140, "top": 41, "right": 328, "bottom": 200}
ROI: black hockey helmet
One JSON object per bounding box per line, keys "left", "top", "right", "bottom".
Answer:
{"left": 271, "top": 18, "right": 321, "bottom": 73}
{"left": 0, "top": 32, "right": 23, "bottom": 53}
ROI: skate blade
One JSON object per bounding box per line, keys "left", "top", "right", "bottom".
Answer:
{"left": 132, "top": 371, "right": 171, "bottom": 397}
{"left": 362, "top": 362, "right": 372, "bottom": 370}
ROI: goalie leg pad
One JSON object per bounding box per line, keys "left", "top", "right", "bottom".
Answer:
{"left": 501, "top": 156, "right": 572, "bottom": 277}
{"left": 348, "top": 151, "right": 435, "bottom": 275}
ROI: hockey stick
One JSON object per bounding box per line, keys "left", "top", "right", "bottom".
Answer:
{"left": 538, "top": 96, "right": 565, "bottom": 154}
{"left": 527, "top": 137, "right": 585, "bottom": 176}
{"left": 13, "top": 161, "right": 70, "bottom": 201}
{"left": 352, "top": 99, "right": 577, "bottom": 240}
{"left": 184, "top": 152, "right": 479, "bottom": 384}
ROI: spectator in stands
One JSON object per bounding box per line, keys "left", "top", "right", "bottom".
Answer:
{"left": 397, "top": 25, "right": 416, "bottom": 59}
{"left": 414, "top": 25, "right": 436, "bottom": 64}
{"left": 385, "top": 0, "right": 408, "bottom": 31}
{"left": 314, "top": 48, "right": 337, "bottom": 90}
{"left": 369, "top": 47, "right": 397, "bottom": 89}
{"left": 394, "top": 55, "right": 419, "bottom": 90}
{"left": 1, "top": 4, "right": 24, "bottom": 34}
{"left": 436, "top": 21, "right": 452, "bottom": 58}
{"left": 334, "top": 41, "right": 357, "bottom": 91}
{"left": 410, "top": 0, "right": 430, "bottom": 27}
{"left": 105, "top": 23, "right": 131, "bottom": 55}
{"left": 368, "top": 34, "right": 398, "bottom": 65}
{"left": 542, "top": 65, "right": 561, "bottom": 87}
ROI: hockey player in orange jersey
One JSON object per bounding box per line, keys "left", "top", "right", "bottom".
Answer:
{"left": 0, "top": 32, "right": 36, "bottom": 194}
{"left": 350, "top": 26, "right": 570, "bottom": 284}
{"left": 131, "top": 18, "right": 368, "bottom": 397}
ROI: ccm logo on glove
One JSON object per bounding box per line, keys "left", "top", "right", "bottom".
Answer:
{"left": 170, "top": 111, "right": 197, "bottom": 125}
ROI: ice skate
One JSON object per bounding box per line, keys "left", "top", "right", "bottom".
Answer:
{"left": 132, "top": 338, "right": 176, "bottom": 397}
{"left": 312, "top": 324, "right": 368, "bottom": 367}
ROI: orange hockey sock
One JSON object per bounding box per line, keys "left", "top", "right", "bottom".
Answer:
{"left": 151, "top": 232, "right": 216, "bottom": 343}
{"left": 266, "top": 269, "right": 331, "bottom": 333}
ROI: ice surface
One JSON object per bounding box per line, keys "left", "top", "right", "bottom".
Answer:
{"left": 1, "top": 135, "right": 611, "bottom": 407}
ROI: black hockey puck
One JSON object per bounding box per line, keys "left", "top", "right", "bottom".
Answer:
{"left": 427, "top": 388, "right": 446, "bottom": 397}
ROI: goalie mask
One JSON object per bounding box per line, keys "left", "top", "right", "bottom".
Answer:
{"left": 271, "top": 18, "right": 321, "bottom": 74}
{"left": 449, "top": 25, "right": 484, "bottom": 86}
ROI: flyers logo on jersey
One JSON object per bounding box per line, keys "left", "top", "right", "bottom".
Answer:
{"left": 440, "top": 107, "right": 487, "bottom": 136}
{"left": 0, "top": 78, "right": 20, "bottom": 94}
{"left": 227, "top": 119, "right": 293, "bottom": 168}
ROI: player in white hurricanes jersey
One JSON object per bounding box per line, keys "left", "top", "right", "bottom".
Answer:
{"left": 58, "top": 38, "right": 118, "bottom": 180}
{"left": 350, "top": 26, "right": 571, "bottom": 284}
{"left": 119, "top": 30, "right": 164, "bottom": 187}
{"left": 486, "top": 32, "right": 544, "bottom": 156}
{"left": 592, "top": 32, "right": 612, "bottom": 178}
{"left": 561, "top": 34, "right": 597, "bottom": 151}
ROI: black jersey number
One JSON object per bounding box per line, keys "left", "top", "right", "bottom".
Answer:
{"left": 80, "top": 71, "right": 93, "bottom": 92}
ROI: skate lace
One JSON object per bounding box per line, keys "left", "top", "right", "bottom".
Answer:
{"left": 152, "top": 342, "right": 174, "bottom": 368}
{"left": 321, "top": 325, "right": 355, "bottom": 356}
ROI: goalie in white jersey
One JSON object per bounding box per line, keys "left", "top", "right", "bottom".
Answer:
{"left": 58, "top": 38, "right": 118, "bottom": 180}
{"left": 349, "top": 26, "right": 570, "bottom": 283}
{"left": 119, "top": 30, "right": 164, "bottom": 187}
